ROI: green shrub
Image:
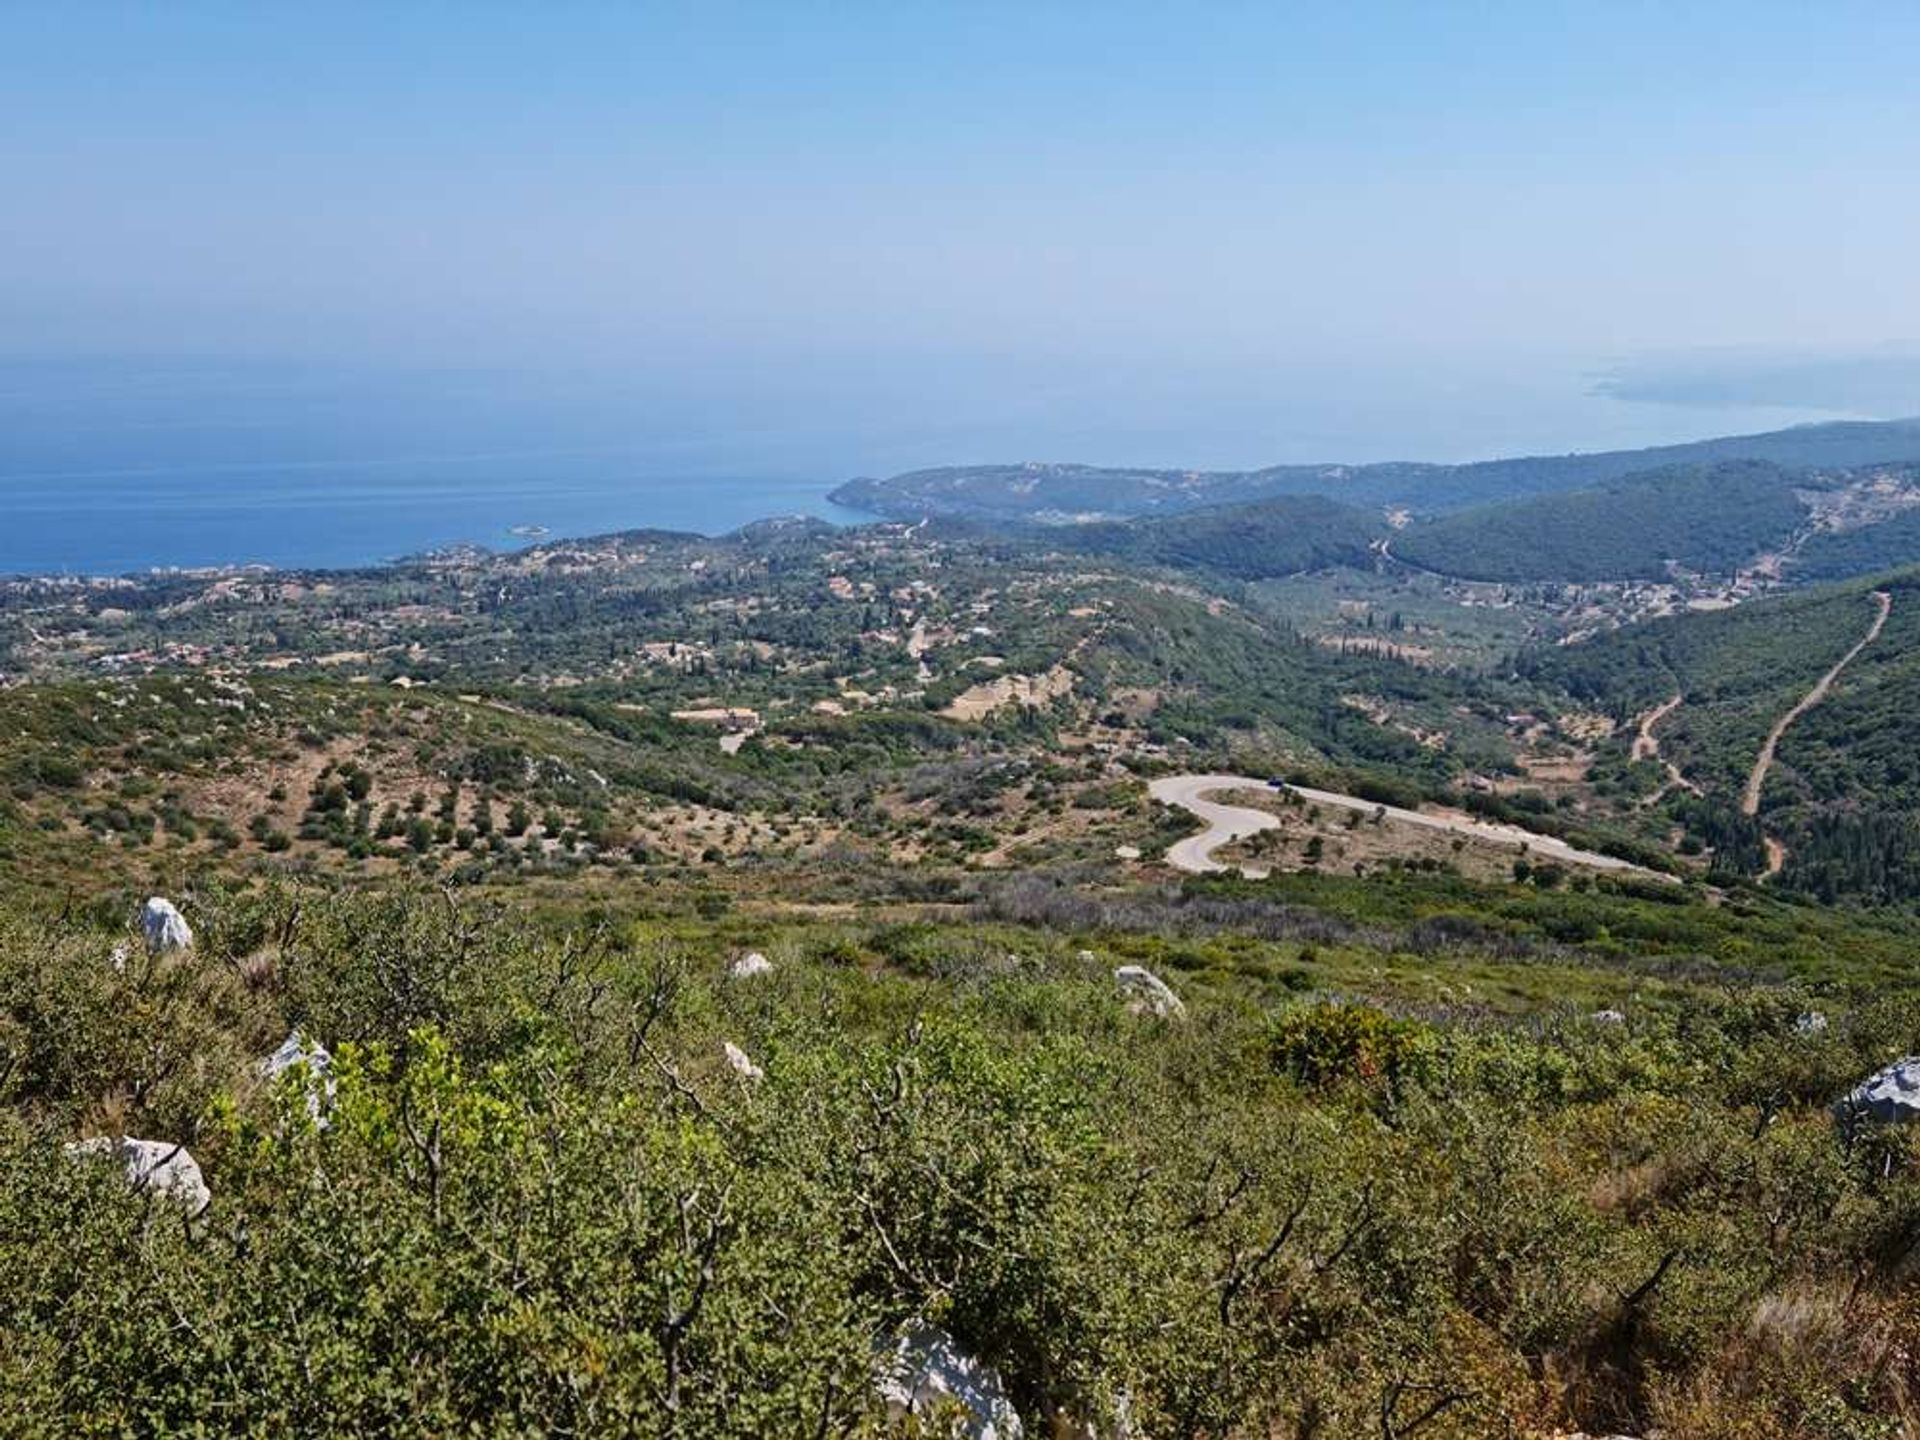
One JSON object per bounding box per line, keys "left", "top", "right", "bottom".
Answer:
{"left": 1267, "top": 1002, "right": 1436, "bottom": 1092}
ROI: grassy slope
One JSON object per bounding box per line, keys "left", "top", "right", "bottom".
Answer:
{"left": 0, "top": 675, "right": 808, "bottom": 896}
{"left": 13, "top": 520, "right": 1920, "bottom": 1431}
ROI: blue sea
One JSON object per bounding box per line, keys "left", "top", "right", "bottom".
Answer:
{"left": 0, "top": 360, "right": 876, "bottom": 574}
{"left": 0, "top": 355, "right": 1865, "bottom": 576}
{"left": 0, "top": 464, "right": 868, "bottom": 576}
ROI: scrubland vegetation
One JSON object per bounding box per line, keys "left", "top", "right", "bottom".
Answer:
{"left": 11, "top": 429, "right": 1920, "bottom": 1435}
{"left": 9, "top": 883, "right": 1920, "bottom": 1438}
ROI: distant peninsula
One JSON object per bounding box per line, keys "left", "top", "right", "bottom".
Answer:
{"left": 830, "top": 415, "right": 1920, "bottom": 523}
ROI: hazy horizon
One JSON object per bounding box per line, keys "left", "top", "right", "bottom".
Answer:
{"left": 6, "top": 4, "right": 1920, "bottom": 568}
{"left": 0, "top": 348, "right": 1891, "bottom": 574}
{"left": 9, "top": 8, "right": 1920, "bottom": 378}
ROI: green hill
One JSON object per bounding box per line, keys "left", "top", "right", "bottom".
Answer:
{"left": 1530, "top": 569, "right": 1920, "bottom": 901}
{"left": 1391, "top": 461, "right": 1807, "bottom": 581}
{"left": 18, "top": 479, "right": 1920, "bottom": 1436}
{"left": 1789, "top": 501, "right": 1920, "bottom": 582}
{"left": 1054, "top": 494, "right": 1383, "bottom": 580}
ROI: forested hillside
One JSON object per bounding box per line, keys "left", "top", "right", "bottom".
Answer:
{"left": 1525, "top": 573, "right": 1896, "bottom": 724}
{"left": 1790, "top": 503, "right": 1920, "bottom": 581}
{"left": 1530, "top": 570, "right": 1920, "bottom": 901}
{"left": 11, "top": 472, "right": 1920, "bottom": 1437}
{"left": 1392, "top": 461, "right": 1806, "bottom": 581}
{"left": 1054, "top": 495, "right": 1383, "bottom": 580}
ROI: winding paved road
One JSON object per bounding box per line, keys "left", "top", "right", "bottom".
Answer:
{"left": 1148, "top": 774, "right": 1667, "bottom": 879}
{"left": 1151, "top": 774, "right": 1288, "bottom": 876}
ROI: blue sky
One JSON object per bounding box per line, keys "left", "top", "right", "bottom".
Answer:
{"left": 5, "top": 3, "right": 1920, "bottom": 466}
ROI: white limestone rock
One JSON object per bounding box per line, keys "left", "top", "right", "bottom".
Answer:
{"left": 140, "top": 897, "right": 193, "bottom": 954}
{"left": 875, "top": 1325, "right": 1023, "bottom": 1439}
{"left": 723, "top": 1041, "right": 764, "bottom": 1082}
{"left": 1794, "top": 1011, "right": 1829, "bottom": 1036}
{"left": 66, "top": 1136, "right": 211, "bottom": 1215}
{"left": 728, "top": 951, "right": 774, "bottom": 980}
{"left": 1114, "top": 965, "right": 1186, "bottom": 1020}
{"left": 260, "top": 1030, "right": 337, "bottom": 1123}
{"left": 1837, "top": 1056, "right": 1920, "bottom": 1127}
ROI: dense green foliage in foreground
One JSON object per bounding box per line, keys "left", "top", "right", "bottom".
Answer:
{"left": 8, "top": 885, "right": 1920, "bottom": 1438}
{"left": 1393, "top": 462, "right": 1807, "bottom": 582}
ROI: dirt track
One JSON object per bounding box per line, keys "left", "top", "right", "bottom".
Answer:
{"left": 1632, "top": 694, "right": 1682, "bottom": 763}
{"left": 1631, "top": 693, "right": 1700, "bottom": 805}
{"left": 1741, "top": 590, "right": 1891, "bottom": 819}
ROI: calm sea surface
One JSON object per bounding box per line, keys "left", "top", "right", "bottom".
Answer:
{"left": 0, "top": 361, "right": 871, "bottom": 574}
{"left": 0, "top": 465, "right": 868, "bottom": 575}
{"left": 0, "top": 357, "right": 1861, "bottom": 576}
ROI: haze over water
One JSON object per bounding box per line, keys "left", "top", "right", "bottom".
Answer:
{"left": 0, "top": 355, "right": 1866, "bottom": 575}
{"left": 6, "top": 7, "right": 1917, "bottom": 573}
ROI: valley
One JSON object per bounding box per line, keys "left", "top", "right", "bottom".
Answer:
{"left": 18, "top": 11, "right": 1920, "bottom": 1436}
{"left": 11, "top": 424, "right": 1920, "bottom": 1440}
{"left": 8, "top": 449, "right": 1920, "bottom": 907}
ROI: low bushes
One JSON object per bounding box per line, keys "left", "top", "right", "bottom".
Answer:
{"left": 4, "top": 887, "right": 1920, "bottom": 1436}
